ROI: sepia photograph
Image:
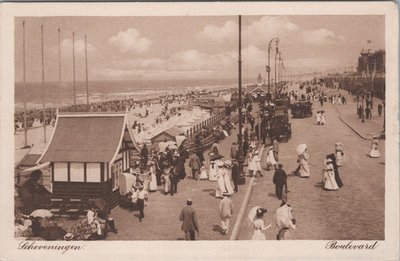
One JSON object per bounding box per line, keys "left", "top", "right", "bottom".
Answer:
{"left": 0, "top": 2, "right": 399, "bottom": 260}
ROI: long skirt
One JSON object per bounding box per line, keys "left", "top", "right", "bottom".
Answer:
{"left": 209, "top": 161, "right": 218, "bottom": 181}
{"left": 149, "top": 173, "right": 157, "bottom": 192}
{"left": 251, "top": 230, "right": 266, "bottom": 240}
{"left": 215, "top": 176, "right": 225, "bottom": 198}
{"left": 369, "top": 148, "right": 380, "bottom": 158}
{"left": 299, "top": 162, "right": 310, "bottom": 178}
{"left": 223, "top": 173, "right": 234, "bottom": 195}
{"left": 162, "top": 175, "right": 170, "bottom": 193}
{"left": 199, "top": 169, "right": 208, "bottom": 180}
{"left": 324, "top": 171, "right": 339, "bottom": 190}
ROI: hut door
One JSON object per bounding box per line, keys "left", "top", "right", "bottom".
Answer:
{"left": 111, "top": 161, "right": 122, "bottom": 191}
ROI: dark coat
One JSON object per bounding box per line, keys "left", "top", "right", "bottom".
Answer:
{"left": 231, "top": 163, "right": 240, "bottom": 182}
{"left": 179, "top": 206, "right": 199, "bottom": 232}
{"left": 273, "top": 169, "right": 287, "bottom": 186}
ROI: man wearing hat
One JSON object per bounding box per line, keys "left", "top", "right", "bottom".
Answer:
{"left": 273, "top": 163, "right": 287, "bottom": 200}
{"left": 219, "top": 195, "right": 233, "bottom": 235}
{"left": 179, "top": 199, "right": 199, "bottom": 240}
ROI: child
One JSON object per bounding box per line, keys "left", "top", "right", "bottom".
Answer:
{"left": 199, "top": 161, "right": 208, "bottom": 181}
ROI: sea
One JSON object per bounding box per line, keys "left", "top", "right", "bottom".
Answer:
{"left": 14, "top": 79, "right": 244, "bottom": 111}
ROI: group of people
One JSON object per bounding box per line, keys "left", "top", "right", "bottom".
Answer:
{"left": 315, "top": 110, "right": 326, "bottom": 125}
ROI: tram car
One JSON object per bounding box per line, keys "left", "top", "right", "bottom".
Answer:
{"left": 291, "top": 101, "right": 313, "bottom": 118}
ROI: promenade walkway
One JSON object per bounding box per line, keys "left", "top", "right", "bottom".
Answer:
{"left": 107, "top": 117, "right": 250, "bottom": 240}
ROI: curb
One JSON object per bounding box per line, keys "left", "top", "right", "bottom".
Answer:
{"left": 229, "top": 144, "right": 265, "bottom": 240}
{"left": 338, "top": 114, "right": 370, "bottom": 140}
{"left": 334, "top": 106, "right": 371, "bottom": 140}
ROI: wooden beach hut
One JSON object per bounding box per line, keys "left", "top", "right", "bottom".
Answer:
{"left": 150, "top": 127, "right": 181, "bottom": 146}
{"left": 38, "top": 112, "right": 140, "bottom": 210}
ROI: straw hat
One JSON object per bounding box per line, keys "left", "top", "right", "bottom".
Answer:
{"left": 64, "top": 233, "right": 74, "bottom": 240}
{"left": 224, "top": 160, "right": 232, "bottom": 168}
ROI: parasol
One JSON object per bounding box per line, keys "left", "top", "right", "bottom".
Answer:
{"left": 248, "top": 205, "right": 261, "bottom": 223}
{"left": 30, "top": 209, "right": 53, "bottom": 219}
{"left": 296, "top": 144, "right": 307, "bottom": 155}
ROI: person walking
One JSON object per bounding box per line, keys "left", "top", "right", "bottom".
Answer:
{"left": 188, "top": 151, "right": 202, "bottom": 180}
{"left": 137, "top": 185, "right": 149, "bottom": 222}
{"left": 179, "top": 199, "right": 199, "bottom": 240}
{"left": 275, "top": 202, "right": 296, "bottom": 240}
{"left": 369, "top": 135, "right": 380, "bottom": 158}
{"left": 273, "top": 164, "right": 287, "bottom": 200}
{"left": 272, "top": 137, "right": 280, "bottom": 161}
{"left": 378, "top": 103, "right": 383, "bottom": 117}
{"left": 219, "top": 195, "right": 233, "bottom": 235}
{"left": 251, "top": 208, "right": 271, "bottom": 240}
{"left": 231, "top": 159, "right": 240, "bottom": 193}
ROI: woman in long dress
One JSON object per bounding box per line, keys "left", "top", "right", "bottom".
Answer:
{"left": 334, "top": 142, "right": 344, "bottom": 166}
{"left": 327, "top": 153, "right": 343, "bottom": 188}
{"left": 161, "top": 165, "right": 171, "bottom": 195}
{"left": 215, "top": 161, "right": 226, "bottom": 198}
{"left": 251, "top": 208, "right": 271, "bottom": 240}
{"left": 223, "top": 160, "right": 234, "bottom": 196}
{"left": 199, "top": 161, "right": 208, "bottom": 181}
{"left": 320, "top": 111, "right": 326, "bottom": 125}
{"left": 265, "top": 147, "right": 277, "bottom": 171}
{"left": 148, "top": 161, "right": 158, "bottom": 192}
{"left": 298, "top": 149, "right": 311, "bottom": 178}
{"left": 369, "top": 136, "right": 380, "bottom": 158}
{"left": 323, "top": 158, "right": 339, "bottom": 191}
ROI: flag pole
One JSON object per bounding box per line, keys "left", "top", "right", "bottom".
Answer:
{"left": 22, "top": 20, "right": 28, "bottom": 147}
{"left": 41, "top": 24, "right": 46, "bottom": 143}
{"left": 85, "top": 34, "right": 89, "bottom": 111}
{"left": 72, "top": 32, "right": 77, "bottom": 111}
{"left": 58, "top": 28, "right": 62, "bottom": 110}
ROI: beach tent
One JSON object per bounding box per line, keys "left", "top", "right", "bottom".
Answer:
{"left": 38, "top": 112, "right": 140, "bottom": 209}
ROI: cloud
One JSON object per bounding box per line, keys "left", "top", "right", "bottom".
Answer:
{"left": 109, "top": 28, "right": 152, "bottom": 54}
{"left": 301, "top": 28, "right": 343, "bottom": 45}
{"left": 52, "top": 38, "right": 97, "bottom": 57}
{"left": 197, "top": 20, "right": 237, "bottom": 44}
{"left": 167, "top": 49, "right": 236, "bottom": 71}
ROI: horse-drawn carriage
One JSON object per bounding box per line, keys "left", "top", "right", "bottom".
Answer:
{"left": 291, "top": 101, "right": 312, "bottom": 118}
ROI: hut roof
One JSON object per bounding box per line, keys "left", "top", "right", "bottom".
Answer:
{"left": 39, "top": 113, "right": 139, "bottom": 163}
{"left": 19, "top": 154, "right": 41, "bottom": 167}
{"left": 152, "top": 127, "right": 181, "bottom": 141}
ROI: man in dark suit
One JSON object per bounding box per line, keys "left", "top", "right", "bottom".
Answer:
{"left": 273, "top": 163, "right": 287, "bottom": 200}
{"left": 179, "top": 199, "right": 199, "bottom": 240}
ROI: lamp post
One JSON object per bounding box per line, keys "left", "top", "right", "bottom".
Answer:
{"left": 237, "top": 15, "right": 244, "bottom": 177}
{"left": 267, "top": 38, "right": 279, "bottom": 101}
{"left": 275, "top": 45, "right": 279, "bottom": 93}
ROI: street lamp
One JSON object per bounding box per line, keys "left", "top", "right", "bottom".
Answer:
{"left": 267, "top": 38, "right": 279, "bottom": 101}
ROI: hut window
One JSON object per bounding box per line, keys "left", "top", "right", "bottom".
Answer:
{"left": 70, "top": 163, "right": 84, "bottom": 182}
{"left": 86, "top": 163, "right": 101, "bottom": 182}
{"left": 54, "top": 163, "right": 68, "bottom": 181}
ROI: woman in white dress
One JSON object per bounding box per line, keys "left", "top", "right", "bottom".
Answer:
{"left": 297, "top": 149, "right": 311, "bottom": 178}
{"left": 148, "top": 161, "right": 158, "bottom": 192}
{"left": 251, "top": 208, "right": 271, "bottom": 240}
{"left": 248, "top": 150, "right": 262, "bottom": 177}
{"left": 208, "top": 159, "right": 218, "bottom": 181}
{"left": 215, "top": 161, "right": 226, "bottom": 198}
{"left": 369, "top": 136, "right": 380, "bottom": 158}
{"left": 266, "top": 147, "right": 277, "bottom": 171}
{"left": 335, "top": 142, "right": 345, "bottom": 166}
{"left": 223, "top": 160, "right": 234, "bottom": 196}
{"left": 161, "top": 165, "right": 171, "bottom": 195}
{"left": 199, "top": 161, "right": 208, "bottom": 181}
{"left": 316, "top": 111, "right": 321, "bottom": 125}
{"left": 323, "top": 158, "right": 339, "bottom": 191}
{"left": 320, "top": 111, "right": 326, "bottom": 125}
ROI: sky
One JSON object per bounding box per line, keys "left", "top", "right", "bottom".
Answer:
{"left": 14, "top": 15, "right": 385, "bottom": 82}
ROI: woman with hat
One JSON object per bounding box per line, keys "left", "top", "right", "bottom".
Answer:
{"left": 161, "top": 163, "right": 172, "bottom": 195}
{"left": 148, "top": 160, "right": 158, "bottom": 192}
{"left": 222, "top": 160, "right": 234, "bottom": 196}
{"left": 335, "top": 142, "right": 345, "bottom": 166}
{"left": 215, "top": 160, "right": 226, "bottom": 198}
{"left": 251, "top": 208, "right": 271, "bottom": 240}
{"left": 249, "top": 150, "right": 263, "bottom": 177}
{"left": 265, "top": 147, "right": 277, "bottom": 171}
{"left": 322, "top": 157, "right": 339, "bottom": 191}
{"left": 369, "top": 135, "right": 380, "bottom": 158}
{"left": 320, "top": 110, "right": 326, "bottom": 125}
